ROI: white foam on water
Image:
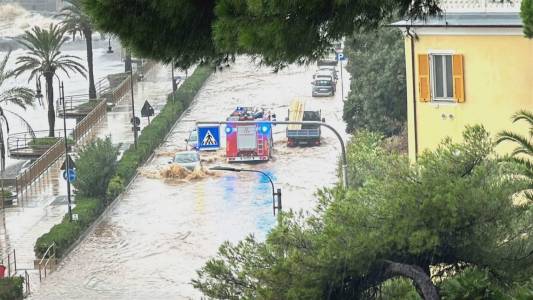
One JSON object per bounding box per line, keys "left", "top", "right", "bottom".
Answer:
{"left": 0, "top": 3, "right": 57, "bottom": 38}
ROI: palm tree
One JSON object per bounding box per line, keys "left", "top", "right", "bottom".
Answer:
{"left": 0, "top": 51, "right": 36, "bottom": 171}
{"left": 497, "top": 110, "right": 533, "bottom": 199}
{"left": 57, "top": 0, "right": 97, "bottom": 100}
{"left": 15, "top": 24, "right": 86, "bottom": 137}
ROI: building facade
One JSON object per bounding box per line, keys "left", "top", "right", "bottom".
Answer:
{"left": 394, "top": 0, "right": 532, "bottom": 160}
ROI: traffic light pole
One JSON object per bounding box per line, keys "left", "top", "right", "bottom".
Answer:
{"left": 197, "top": 120, "right": 349, "bottom": 188}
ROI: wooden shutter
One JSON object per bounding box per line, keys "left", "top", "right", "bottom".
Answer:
{"left": 452, "top": 54, "right": 465, "bottom": 102}
{"left": 418, "top": 54, "right": 430, "bottom": 102}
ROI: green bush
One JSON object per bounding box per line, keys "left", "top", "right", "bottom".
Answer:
{"left": 34, "top": 197, "right": 103, "bottom": 258}
{"left": 34, "top": 64, "right": 213, "bottom": 259}
{"left": 0, "top": 277, "right": 23, "bottom": 300}
{"left": 440, "top": 268, "right": 533, "bottom": 299}
{"left": 73, "top": 137, "right": 119, "bottom": 197}
{"left": 106, "top": 175, "right": 124, "bottom": 199}
{"left": 0, "top": 190, "right": 13, "bottom": 198}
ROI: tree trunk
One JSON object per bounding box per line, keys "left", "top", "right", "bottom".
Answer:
{"left": 383, "top": 261, "right": 439, "bottom": 300}
{"left": 45, "top": 74, "right": 55, "bottom": 137}
{"left": 85, "top": 28, "right": 97, "bottom": 100}
{"left": 125, "top": 51, "right": 132, "bottom": 73}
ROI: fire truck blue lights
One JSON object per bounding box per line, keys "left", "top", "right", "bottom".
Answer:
{"left": 225, "top": 126, "right": 233, "bottom": 134}
{"left": 259, "top": 123, "right": 271, "bottom": 134}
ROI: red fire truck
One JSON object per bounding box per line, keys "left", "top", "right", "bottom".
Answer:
{"left": 225, "top": 107, "right": 275, "bottom": 162}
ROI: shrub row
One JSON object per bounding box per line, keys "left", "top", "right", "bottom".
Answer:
{"left": 34, "top": 64, "right": 214, "bottom": 259}
{"left": 0, "top": 277, "right": 23, "bottom": 300}
{"left": 35, "top": 196, "right": 104, "bottom": 258}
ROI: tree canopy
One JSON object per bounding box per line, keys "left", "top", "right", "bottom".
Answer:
{"left": 81, "top": 0, "right": 441, "bottom": 68}
{"left": 343, "top": 26, "right": 406, "bottom": 136}
{"left": 193, "top": 127, "right": 533, "bottom": 299}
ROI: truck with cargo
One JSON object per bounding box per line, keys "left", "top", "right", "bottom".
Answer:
{"left": 286, "top": 100, "right": 325, "bottom": 147}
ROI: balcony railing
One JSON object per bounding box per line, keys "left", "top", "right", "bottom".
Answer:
{"left": 440, "top": 0, "right": 522, "bottom": 12}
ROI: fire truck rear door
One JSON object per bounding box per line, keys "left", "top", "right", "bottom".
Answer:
{"left": 237, "top": 125, "right": 257, "bottom": 150}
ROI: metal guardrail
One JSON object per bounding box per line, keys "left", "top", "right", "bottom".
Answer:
{"left": 1, "top": 249, "right": 17, "bottom": 278}
{"left": 14, "top": 60, "right": 156, "bottom": 195}
{"left": 23, "top": 270, "right": 30, "bottom": 296}
{"left": 38, "top": 242, "right": 56, "bottom": 282}
{"left": 56, "top": 94, "right": 95, "bottom": 116}
{"left": 7, "top": 129, "right": 73, "bottom": 154}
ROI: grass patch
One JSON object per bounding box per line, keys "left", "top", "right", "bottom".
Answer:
{"left": 28, "top": 137, "right": 74, "bottom": 149}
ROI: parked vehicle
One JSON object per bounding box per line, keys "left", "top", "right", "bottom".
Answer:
{"left": 286, "top": 100, "right": 325, "bottom": 146}
{"left": 317, "top": 66, "right": 338, "bottom": 81}
{"left": 225, "top": 107, "right": 275, "bottom": 162}
{"left": 312, "top": 78, "right": 335, "bottom": 97}
{"left": 170, "top": 151, "right": 201, "bottom": 170}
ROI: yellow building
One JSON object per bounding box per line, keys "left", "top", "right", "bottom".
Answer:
{"left": 393, "top": 0, "right": 532, "bottom": 160}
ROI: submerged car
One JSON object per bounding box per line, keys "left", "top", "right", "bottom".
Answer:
{"left": 170, "top": 151, "right": 201, "bottom": 170}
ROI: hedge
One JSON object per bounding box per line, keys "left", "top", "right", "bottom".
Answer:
{"left": 34, "top": 64, "right": 214, "bottom": 259}
{"left": 0, "top": 276, "right": 24, "bottom": 300}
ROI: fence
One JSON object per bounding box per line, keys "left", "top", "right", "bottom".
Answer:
{"left": 14, "top": 60, "right": 157, "bottom": 195}
{"left": 1, "top": 249, "right": 16, "bottom": 278}
{"left": 110, "top": 60, "right": 158, "bottom": 104}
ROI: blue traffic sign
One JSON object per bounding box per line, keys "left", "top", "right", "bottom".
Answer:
{"left": 336, "top": 52, "right": 345, "bottom": 61}
{"left": 62, "top": 168, "right": 77, "bottom": 183}
{"left": 197, "top": 125, "right": 220, "bottom": 151}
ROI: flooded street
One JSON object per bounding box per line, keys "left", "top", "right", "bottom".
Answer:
{"left": 31, "top": 57, "right": 350, "bottom": 299}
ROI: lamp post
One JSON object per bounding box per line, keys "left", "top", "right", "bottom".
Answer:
{"left": 130, "top": 68, "right": 138, "bottom": 149}
{"left": 210, "top": 166, "right": 282, "bottom": 215}
{"left": 106, "top": 36, "right": 113, "bottom": 54}
{"left": 35, "top": 75, "right": 73, "bottom": 221}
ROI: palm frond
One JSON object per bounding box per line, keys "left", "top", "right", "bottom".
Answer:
{"left": 3, "top": 109, "right": 35, "bottom": 138}
{"left": 0, "top": 87, "right": 35, "bottom": 109}
{"left": 496, "top": 131, "right": 533, "bottom": 156}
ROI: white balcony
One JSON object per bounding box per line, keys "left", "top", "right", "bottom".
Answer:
{"left": 440, "top": 0, "right": 522, "bottom": 13}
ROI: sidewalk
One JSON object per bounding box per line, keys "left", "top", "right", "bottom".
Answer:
{"left": 0, "top": 63, "right": 179, "bottom": 291}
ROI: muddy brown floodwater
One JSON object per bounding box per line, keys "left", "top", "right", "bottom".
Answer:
{"left": 31, "top": 57, "right": 350, "bottom": 299}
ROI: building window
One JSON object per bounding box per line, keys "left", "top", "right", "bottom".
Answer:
{"left": 417, "top": 53, "right": 464, "bottom": 103}
{"left": 431, "top": 54, "right": 454, "bottom": 101}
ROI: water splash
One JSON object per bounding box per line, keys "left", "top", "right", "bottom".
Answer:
{"left": 0, "top": 3, "right": 56, "bottom": 38}
{"left": 140, "top": 164, "right": 218, "bottom": 183}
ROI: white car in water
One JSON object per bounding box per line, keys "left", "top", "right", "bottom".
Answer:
{"left": 170, "top": 151, "right": 201, "bottom": 171}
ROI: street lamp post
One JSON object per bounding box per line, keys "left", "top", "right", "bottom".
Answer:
{"left": 35, "top": 75, "right": 73, "bottom": 221}
{"left": 130, "top": 68, "right": 138, "bottom": 149}
{"left": 106, "top": 37, "right": 113, "bottom": 54}
{"left": 210, "top": 166, "right": 282, "bottom": 215}
{"left": 198, "top": 120, "right": 349, "bottom": 188}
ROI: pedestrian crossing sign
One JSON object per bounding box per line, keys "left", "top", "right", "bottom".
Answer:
{"left": 197, "top": 125, "right": 220, "bottom": 151}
